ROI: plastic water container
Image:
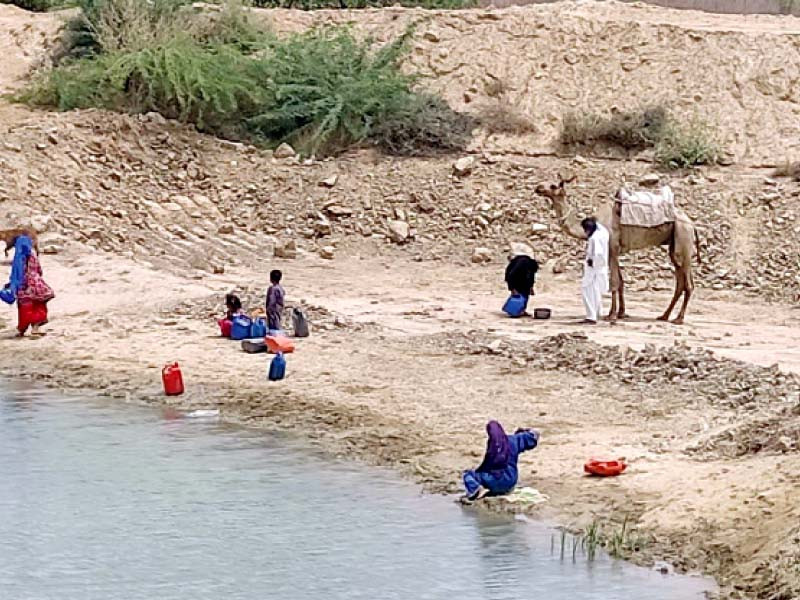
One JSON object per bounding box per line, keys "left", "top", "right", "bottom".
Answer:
{"left": 250, "top": 317, "right": 267, "bottom": 339}
{"left": 292, "top": 308, "right": 309, "bottom": 338}
{"left": 268, "top": 352, "right": 286, "bottom": 381}
{"left": 162, "top": 362, "right": 184, "bottom": 396}
{"left": 218, "top": 318, "right": 232, "bottom": 338}
{"left": 266, "top": 334, "right": 295, "bottom": 354}
{"left": 231, "top": 314, "right": 252, "bottom": 340}
{"left": 502, "top": 294, "right": 526, "bottom": 318}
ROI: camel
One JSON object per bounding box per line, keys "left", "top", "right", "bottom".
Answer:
{"left": 534, "top": 176, "right": 700, "bottom": 324}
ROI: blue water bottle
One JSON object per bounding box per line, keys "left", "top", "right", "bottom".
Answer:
{"left": 268, "top": 352, "right": 286, "bottom": 381}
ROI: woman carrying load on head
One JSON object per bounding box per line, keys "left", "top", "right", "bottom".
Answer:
{"left": 462, "top": 420, "right": 540, "bottom": 501}
{"left": 0, "top": 235, "right": 54, "bottom": 337}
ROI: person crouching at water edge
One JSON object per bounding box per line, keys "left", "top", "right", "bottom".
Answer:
{"left": 0, "top": 235, "right": 55, "bottom": 337}
{"left": 462, "top": 420, "right": 539, "bottom": 501}
{"left": 580, "top": 217, "right": 610, "bottom": 325}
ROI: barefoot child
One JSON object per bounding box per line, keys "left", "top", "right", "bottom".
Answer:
{"left": 265, "top": 270, "right": 285, "bottom": 332}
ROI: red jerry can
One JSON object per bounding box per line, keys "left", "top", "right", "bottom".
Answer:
{"left": 162, "top": 362, "right": 185, "bottom": 396}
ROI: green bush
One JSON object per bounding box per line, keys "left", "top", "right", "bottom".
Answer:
{"left": 245, "top": 27, "right": 421, "bottom": 155}
{"left": 476, "top": 101, "right": 537, "bottom": 136}
{"left": 371, "top": 93, "right": 476, "bottom": 155}
{"left": 73, "top": 0, "right": 192, "bottom": 54}
{"left": 23, "top": 37, "right": 261, "bottom": 126}
{"left": 654, "top": 119, "right": 720, "bottom": 168}
{"left": 21, "top": 23, "right": 473, "bottom": 157}
{"left": 560, "top": 105, "right": 719, "bottom": 169}
{"left": 560, "top": 106, "right": 668, "bottom": 150}
{"left": 53, "top": 0, "right": 262, "bottom": 63}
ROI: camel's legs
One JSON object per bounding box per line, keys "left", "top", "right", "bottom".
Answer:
{"left": 608, "top": 291, "right": 618, "bottom": 321}
{"left": 662, "top": 220, "right": 697, "bottom": 325}
{"left": 672, "top": 266, "right": 694, "bottom": 325}
{"left": 617, "top": 267, "right": 627, "bottom": 319}
{"left": 605, "top": 254, "right": 620, "bottom": 322}
{"left": 658, "top": 266, "right": 684, "bottom": 322}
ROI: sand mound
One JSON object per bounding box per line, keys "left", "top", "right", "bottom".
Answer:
{"left": 257, "top": 1, "right": 800, "bottom": 164}
{"left": 5, "top": 1, "right": 800, "bottom": 164}
{"left": 0, "top": 4, "right": 65, "bottom": 95}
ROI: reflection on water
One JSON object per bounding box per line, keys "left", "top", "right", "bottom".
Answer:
{"left": 0, "top": 387, "right": 713, "bottom": 600}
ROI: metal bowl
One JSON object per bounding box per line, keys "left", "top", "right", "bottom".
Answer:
{"left": 533, "top": 308, "right": 551, "bottom": 320}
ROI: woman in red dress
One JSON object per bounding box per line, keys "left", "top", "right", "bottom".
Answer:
{"left": 1, "top": 235, "right": 54, "bottom": 337}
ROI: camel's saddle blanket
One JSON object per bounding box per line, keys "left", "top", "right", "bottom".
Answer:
{"left": 616, "top": 186, "right": 677, "bottom": 228}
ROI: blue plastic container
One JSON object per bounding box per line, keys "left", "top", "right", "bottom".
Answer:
{"left": 231, "top": 314, "right": 252, "bottom": 340}
{"left": 0, "top": 286, "right": 15, "bottom": 305}
{"left": 502, "top": 294, "right": 527, "bottom": 318}
{"left": 268, "top": 352, "right": 286, "bottom": 381}
{"left": 250, "top": 317, "right": 267, "bottom": 339}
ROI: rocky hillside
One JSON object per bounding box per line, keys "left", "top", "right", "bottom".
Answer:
{"left": 0, "top": 2, "right": 799, "bottom": 302}
{"left": 1, "top": 107, "right": 799, "bottom": 300}
{"left": 258, "top": 1, "right": 800, "bottom": 164}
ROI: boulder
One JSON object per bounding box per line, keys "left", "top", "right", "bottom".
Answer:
{"left": 274, "top": 239, "right": 297, "bottom": 259}
{"left": 319, "top": 175, "right": 338, "bottom": 188}
{"left": 530, "top": 223, "right": 549, "bottom": 234}
{"left": 453, "top": 156, "right": 475, "bottom": 176}
{"left": 639, "top": 173, "right": 661, "bottom": 186}
{"left": 39, "top": 233, "right": 66, "bottom": 255}
{"left": 471, "top": 247, "right": 493, "bottom": 264}
{"left": 314, "top": 216, "right": 332, "bottom": 236}
{"left": 274, "top": 143, "right": 296, "bottom": 159}
{"left": 388, "top": 220, "right": 410, "bottom": 243}
{"left": 509, "top": 242, "right": 534, "bottom": 258}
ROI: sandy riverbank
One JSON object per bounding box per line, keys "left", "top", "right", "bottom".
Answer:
{"left": 2, "top": 1, "right": 800, "bottom": 595}
{"left": 1, "top": 248, "right": 798, "bottom": 598}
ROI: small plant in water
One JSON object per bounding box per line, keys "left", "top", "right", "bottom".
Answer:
{"left": 582, "top": 520, "right": 601, "bottom": 561}
{"left": 608, "top": 515, "right": 629, "bottom": 559}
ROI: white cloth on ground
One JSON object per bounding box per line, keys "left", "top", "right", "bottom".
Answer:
{"left": 504, "top": 486, "right": 549, "bottom": 505}
{"left": 582, "top": 223, "right": 610, "bottom": 321}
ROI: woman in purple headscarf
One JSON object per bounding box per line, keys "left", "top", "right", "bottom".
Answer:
{"left": 462, "top": 420, "right": 540, "bottom": 501}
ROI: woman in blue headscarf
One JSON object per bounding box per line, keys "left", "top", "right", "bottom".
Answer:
{"left": 462, "top": 420, "right": 540, "bottom": 501}
{"left": 1, "top": 235, "right": 54, "bottom": 336}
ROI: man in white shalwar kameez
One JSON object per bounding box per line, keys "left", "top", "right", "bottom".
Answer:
{"left": 580, "top": 217, "right": 610, "bottom": 324}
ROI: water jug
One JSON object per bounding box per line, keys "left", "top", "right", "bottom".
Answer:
{"left": 0, "top": 286, "right": 14, "bottom": 305}
{"left": 502, "top": 293, "right": 526, "bottom": 318}
{"left": 292, "top": 307, "right": 309, "bottom": 338}
{"left": 218, "top": 318, "right": 232, "bottom": 338}
{"left": 266, "top": 334, "right": 295, "bottom": 354}
{"left": 268, "top": 352, "right": 286, "bottom": 381}
{"left": 162, "top": 362, "right": 185, "bottom": 396}
{"left": 250, "top": 317, "right": 267, "bottom": 339}
{"left": 231, "top": 314, "right": 252, "bottom": 340}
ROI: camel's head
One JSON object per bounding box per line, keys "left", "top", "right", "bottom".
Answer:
{"left": 534, "top": 175, "right": 575, "bottom": 203}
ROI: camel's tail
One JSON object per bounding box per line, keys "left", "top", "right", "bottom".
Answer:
{"left": 694, "top": 228, "right": 701, "bottom": 266}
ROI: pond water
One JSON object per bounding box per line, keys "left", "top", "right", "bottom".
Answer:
{"left": 0, "top": 384, "right": 713, "bottom": 600}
